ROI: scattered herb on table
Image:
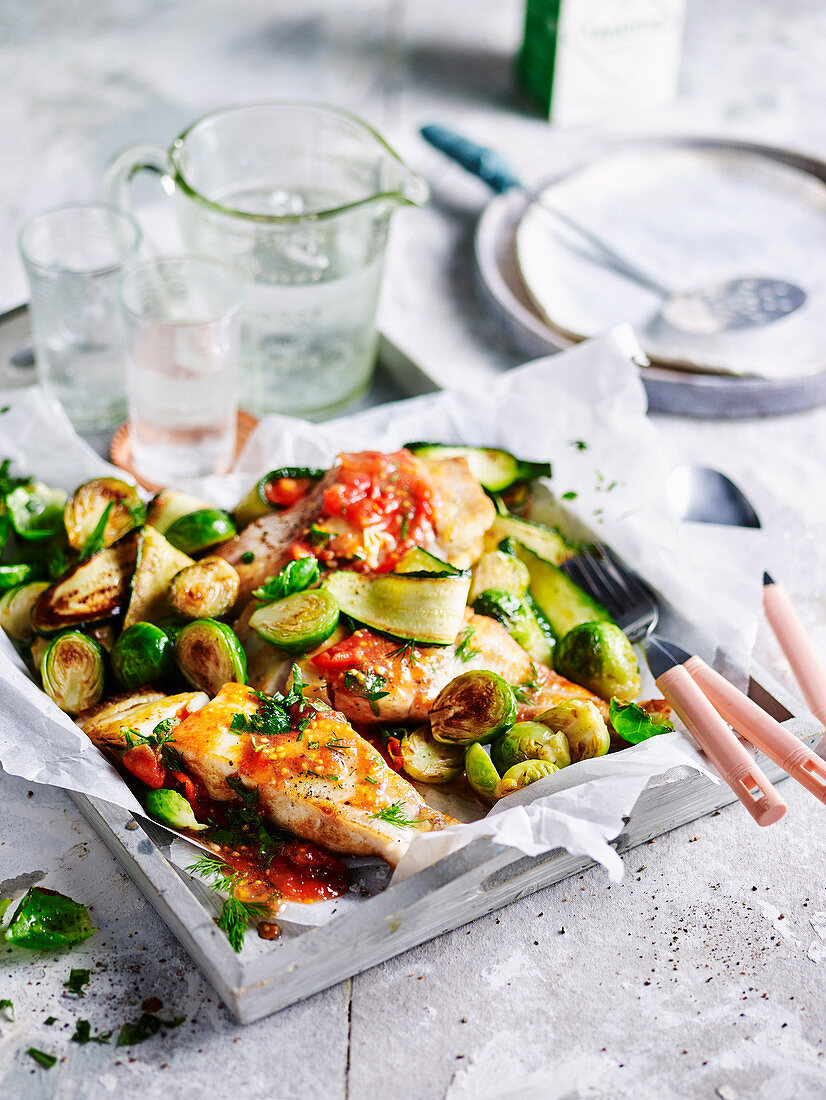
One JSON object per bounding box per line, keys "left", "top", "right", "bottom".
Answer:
{"left": 117, "top": 1011, "right": 185, "bottom": 1047}
{"left": 570, "top": 439, "right": 588, "bottom": 451}
{"left": 187, "top": 856, "right": 270, "bottom": 953}
{"left": 0, "top": 999, "right": 14, "bottom": 1021}
{"left": 44, "top": 1016, "right": 57, "bottom": 1026}
{"left": 28, "top": 1048, "right": 57, "bottom": 1069}
{"left": 609, "top": 699, "right": 674, "bottom": 744}
{"left": 71, "top": 1019, "right": 112, "bottom": 1045}
{"left": 561, "top": 491, "right": 578, "bottom": 501}
{"left": 2, "top": 888, "right": 94, "bottom": 950}
{"left": 64, "top": 968, "right": 91, "bottom": 996}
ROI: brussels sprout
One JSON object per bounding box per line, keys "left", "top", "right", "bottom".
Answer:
{"left": 164, "top": 509, "right": 236, "bottom": 555}
{"left": 399, "top": 728, "right": 464, "bottom": 783}
{"left": 496, "top": 759, "right": 558, "bottom": 798}
{"left": 250, "top": 589, "right": 339, "bottom": 654}
{"left": 464, "top": 742, "right": 500, "bottom": 804}
{"left": 111, "top": 622, "right": 174, "bottom": 690}
{"left": 469, "top": 551, "right": 530, "bottom": 603}
{"left": 146, "top": 489, "right": 212, "bottom": 534}
{"left": 168, "top": 558, "right": 240, "bottom": 620}
{"left": 6, "top": 482, "right": 67, "bottom": 542}
{"left": 537, "top": 699, "right": 610, "bottom": 762}
{"left": 471, "top": 588, "right": 554, "bottom": 665}
{"left": 144, "top": 788, "right": 207, "bottom": 832}
{"left": 430, "top": 670, "right": 517, "bottom": 746}
{"left": 175, "top": 619, "right": 247, "bottom": 695}
{"left": 491, "top": 720, "right": 571, "bottom": 774}
{"left": 155, "top": 617, "right": 186, "bottom": 645}
{"left": 553, "top": 622, "right": 641, "bottom": 701}
{"left": 63, "top": 477, "right": 145, "bottom": 552}
{"left": 0, "top": 563, "right": 39, "bottom": 590}
{"left": 41, "top": 631, "right": 105, "bottom": 714}
{"left": 0, "top": 581, "right": 49, "bottom": 641}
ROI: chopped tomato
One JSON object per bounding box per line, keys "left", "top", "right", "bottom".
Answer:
{"left": 265, "top": 476, "right": 312, "bottom": 508}
{"left": 170, "top": 770, "right": 198, "bottom": 809}
{"left": 122, "top": 744, "right": 166, "bottom": 789}
{"left": 312, "top": 629, "right": 394, "bottom": 674}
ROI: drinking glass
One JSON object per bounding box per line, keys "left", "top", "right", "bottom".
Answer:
{"left": 119, "top": 257, "right": 243, "bottom": 485}
{"left": 105, "top": 102, "right": 429, "bottom": 417}
{"left": 19, "top": 202, "right": 142, "bottom": 429}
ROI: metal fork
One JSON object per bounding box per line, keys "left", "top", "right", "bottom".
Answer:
{"left": 562, "top": 545, "right": 789, "bottom": 826}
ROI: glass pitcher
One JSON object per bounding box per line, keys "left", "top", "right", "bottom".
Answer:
{"left": 105, "top": 102, "right": 428, "bottom": 417}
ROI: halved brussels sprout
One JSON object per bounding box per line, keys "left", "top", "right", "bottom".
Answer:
{"left": 111, "top": 622, "right": 174, "bottom": 690}
{"left": 63, "top": 477, "right": 145, "bottom": 552}
{"left": 164, "top": 509, "right": 236, "bottom": 555}
{"left": 146, "top": 489, "right": 212, "bottom": 534}
{"left": 553, "top": 622, "right": 641, "bottom": 702}
{"left": 469, "top": 551, "right": 530, "bottom": 603}
{"left": 250, "top": 589, "right": 339, "bottom": 654}
{"left": 168, "top": 558, "right": 240, "bottom": 620}
{"left": 144, "top": 788, "right": 207, "bottom": 832}
{"left": 537, "top": 699, "right": 610, "bottom": 762}
{"left": 0, "top": 581, "right": 50, "bottom": 641}
{"left": 175, "top": 619, "right": 247, "bottom": 695}
{"left": 399, "top": 728, "right": 464, "bottom": 783}
{"left": 491, "top": 720, "right": 571, "bottom": 775}
{"left": 496, "top": 759, "right": 558, "bottom": 798}
{"left": 430, "top": 670, "right": 517, "bottom": 746}
{"left": 464, "top": 742, "right": 500, "bottom": 804}
{"left": 41, "top": 631, "right": 105, "bottom": 714}
{"left": 6, "top": 482, "right": 67, "bottom": 542}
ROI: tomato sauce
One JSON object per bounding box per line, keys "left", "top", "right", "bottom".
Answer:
{"left": 291, "top": 449, "right": 435, "bottom": 572}
{"left": 219, "top": 837, "right": 349, "bottom": 905}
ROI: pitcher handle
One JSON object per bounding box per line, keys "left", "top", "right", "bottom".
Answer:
{"left": 104, "top": 143, "right": 172, "bottom": 215}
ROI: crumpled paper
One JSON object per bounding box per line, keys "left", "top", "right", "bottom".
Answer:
{"left": 0, "top": 330, "right": 765, "bottom": 895}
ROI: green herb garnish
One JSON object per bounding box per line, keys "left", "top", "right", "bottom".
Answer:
{"left": 370, "top": 801, "right": 423, "bottom": 829}
{"left": 71, "top": 1019, "right": 112, "bottom": 1045}
{"left": 343, "top": 669, "right": 390, "bottom": 717}
{"left": 454, "top": 627, "right": 480, "bottom": 663}
{"left": 253, "top": 557, "right": 320, "bottom": 603}
{"left": 570, "top": 440, "right": 588, "bottom": 451}
{"left": 78, "top": 502, "right": 113, "bottom": 562}
{"left": 45, "top": 1016, "right": 56, "bottom": 1026}
{"left": 186, "top": 856, "right": 271, "bottom": 953}
{"left": 2, "top": 888, "right": 93, "bottom": 950}
{"left": 609, "top": 698, "right": 674, "bottom": 744}
{"left": 240, "top": 551, "right": 255, "bottom": 564}
{"left": 28, "top": 1047, "right": 56, "bottom": 1069}
{"left": 0, "top": 999, "right": 13, "bottom": 1021}
{"left": 64, "top": 968, "right": 90, "bottom": 996}
{"left": 561, "top": 491, "right": 578, "bottom": 501}
{"left": 117, "top": 1012, "right": 184, "bottom": 1047}
{"left": 388, "top": 640, "right": 419, "bottom": 665}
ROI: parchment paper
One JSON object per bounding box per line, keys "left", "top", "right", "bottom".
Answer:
{"left": 0, "top": 330, "right": 766, "bottom": 902}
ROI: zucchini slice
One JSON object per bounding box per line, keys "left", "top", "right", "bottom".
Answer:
{"left": 123, "top": 526, "right": 194, "bottom": 629}
{"left": 488, "top": 514, "right": 575, "bottom": 566}
{"left": 64, "top": 477, "right": 145, "bottom": 551}
{"left": 175, "top": 619, "right": 248, "bottom": 695}
{"left": 393, "top": 547, "right": 463, "bottom": 576}
{"left": 146, "top": 489, "right": 213, "bottom": 535}
{"left": 323, "top": 570, "right": 470, "bottom": 646}
{"left": 514, "top": 543, "right": 613, "bottom": 639}
{"left": 32, "top": 530, "right": 139, "bottom": 633}
{"left": 469, "top": 550, "right": 530, "bottom": 602}
{"left": 249, "top": 589, "right": 340, "bottom": 654}
{"left": 233, "top": 467, "right": 326, "bottom": 528}
{"left": 405, "top": 443, "right": 551, "bottom": 492}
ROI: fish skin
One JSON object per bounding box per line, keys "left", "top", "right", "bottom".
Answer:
{"left": 166, "top": 683, "right": 456, "bottom": 866}
{"left": 308, "top": 610, "right": 608, "bottom": 726}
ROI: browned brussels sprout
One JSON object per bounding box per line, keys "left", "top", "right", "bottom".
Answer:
{"left": 168, "top": 558, "right": 240, "bottom": 620}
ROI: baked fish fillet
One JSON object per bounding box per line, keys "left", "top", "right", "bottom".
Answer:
{"left": 309, "top": 610, "right": 608, "bottom": 726}
{"left": 164, "top": 683, "right": 456, "bottom": 867}
{"left": 78, "top": 690, "right": 209, "bottom": 758}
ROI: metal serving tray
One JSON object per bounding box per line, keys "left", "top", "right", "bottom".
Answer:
{"left": 2, "top": 306, "right": 822, "bottom": 1023}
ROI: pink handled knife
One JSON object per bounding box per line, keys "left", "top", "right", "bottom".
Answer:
{"left": 763, "top": 572, "right": 826, "bottom": 730}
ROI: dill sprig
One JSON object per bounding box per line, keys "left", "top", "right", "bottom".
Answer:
{"left": 187, "top": 856, "right": 271, "bottom": 953}
{"left": 370, "top": 801, "right": 423, "bottom": 829}
{"left": 388, "top": 640, "right": 419, "bottom": 665}
{"left": 454, "top": 627, "right": 480, "bottom": 662}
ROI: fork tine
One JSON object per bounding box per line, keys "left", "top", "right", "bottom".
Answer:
{"left": 563, "top": 541, "right": 657, "bottom": 641}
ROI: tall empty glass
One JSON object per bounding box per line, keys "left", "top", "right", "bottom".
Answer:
{"left": 19, "top": 202, "right": 141, "bottom": 429}
{"left": 105, "top": 102, "right": 429, "bottom": 417}
{"left": 119, "top": 257, "right": 243, "bottom": 485}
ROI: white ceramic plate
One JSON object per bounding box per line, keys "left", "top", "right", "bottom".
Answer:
{"left": 515, "top": 147, "right": 826, "bottom": 379}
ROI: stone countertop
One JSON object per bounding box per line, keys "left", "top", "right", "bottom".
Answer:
{"left": 2, "top": 1, "right": 826, "bottom": 1097}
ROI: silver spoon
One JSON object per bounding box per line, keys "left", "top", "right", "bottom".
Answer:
{"left": 420, "top": 124, "right": 807, "bottom": 337}
{"left": 668, "top": 464, "right": 826, "bottom": 729}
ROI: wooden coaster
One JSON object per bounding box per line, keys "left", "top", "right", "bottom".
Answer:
{"left": 109, "top": 410, "right": 259, "bottom": 492}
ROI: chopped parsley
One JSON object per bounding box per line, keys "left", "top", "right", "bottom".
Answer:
{"left": 343, "top": 669, "right": 390, "bottom": 717}
{"left": 27, "top": 1048, "right": 56, "bottom": 1069}
{"left": 570, "top": 440, "right": 588, "bottom": 451}
{"left": 370, "top": 802, "right": 423, "bottom": 829}
{"left": 187, "top": 856, "right": 271, "bottom": 953}
{"left": 240, "top": 551, "right": 255, "bottom": 564}
{"left": 71, "top": 1019, "right": 112, "bottom": 1045}
{"left": 117, "top": 1011, "right": 185, "bottom": 1047}
{"left": 308, "top": 524, "right": 332, "bottom": 547}
{"left": 0, "top": 999, "right": 13, "bottom": 1021}
{"left": 44, "top": 1016, "right": 56, "bottom": 1026}
{"left": 561, "top": 491, "right": 578, "bottom": 501}
{"left": 454, "top": 627, "right": 480, "bottom": 662}
{"left": 63, "top": 968, "right": 90, "bottom": 996}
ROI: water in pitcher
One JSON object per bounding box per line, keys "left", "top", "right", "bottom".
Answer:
{"left": 183, "top": 184, "right": 387, "bottom": 416}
